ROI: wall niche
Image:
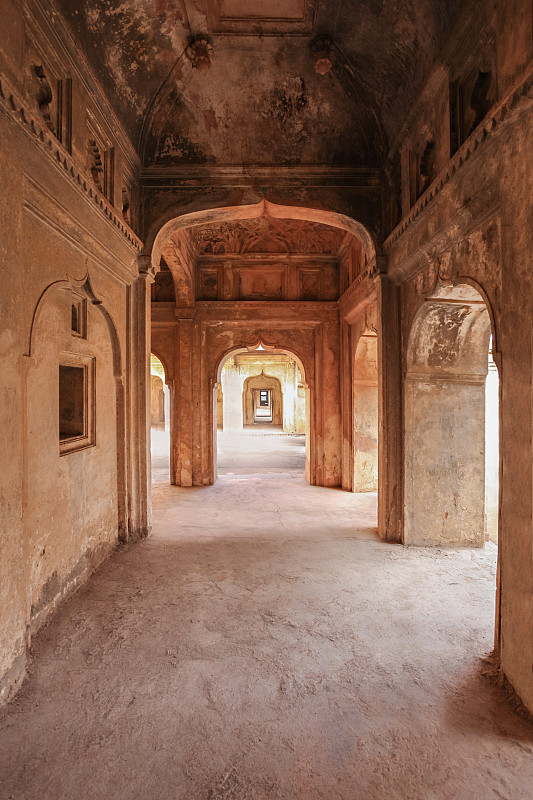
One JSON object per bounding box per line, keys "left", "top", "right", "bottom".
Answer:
{"left": 59, "top": 353, "right": 95, "bottom": 456}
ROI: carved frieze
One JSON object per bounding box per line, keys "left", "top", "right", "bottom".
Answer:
{"left": 191, "top": 217, "right": 345, "bottom": 256}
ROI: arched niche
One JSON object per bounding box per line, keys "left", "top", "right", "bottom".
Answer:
{"left": 404, "top": 282, "right": 494, "bottom": 547}
{"left": 24, "top": 277, "right": 125, "bottom": 636}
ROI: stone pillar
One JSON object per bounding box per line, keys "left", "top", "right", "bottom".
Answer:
{"left": 222, "top": 359, "right": 244, "bottom": 431}
{"left": 353, "top": 334, "right": 379, "bottom": 492}
{"left": 377, "top": 276, "right": 402, "bottom": 542}
{"left": 282, "top": 362, "right": 297, "bottom": 432}
{"left": 130, "top": 256, "right": 154, "bottom": 540}
{"left": 317, "top": 318, "right": 342, "bottom": 487}
{"left": 340, "top": 320, "right": 353, "bottom": 491}
{"left": 163, "top": 382, "right": 171, "bottom": 432}
{"left": 173, "top": 315, "right": 195, "bottom": 486}
{"left": 498, "top": 123, "right": 533, "bottom": 712}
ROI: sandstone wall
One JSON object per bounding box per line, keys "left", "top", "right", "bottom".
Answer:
{"left": 0, "top": 0, "right": 148, "bottom": 703}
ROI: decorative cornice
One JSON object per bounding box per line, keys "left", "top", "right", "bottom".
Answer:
{"left": 141, "top": 164, "right": 381, "bottom": 189}
{"left": 196, "top": 300, "right": 339, "bottom": 323}
{"left": 338, "top": 263, "right": 378, "bottom": 320}
{"left": 384, "top": 60, "right": 533, "bottom": 253}
{"left": 151, "top": 301, "right": 340, "bottom": 325}
{"left": 0, "top": 71, "right": 144, "bottom": 254}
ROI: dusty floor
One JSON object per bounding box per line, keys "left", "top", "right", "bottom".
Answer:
{"left": 0, "top": 430, "right": 531, "bottom": 800}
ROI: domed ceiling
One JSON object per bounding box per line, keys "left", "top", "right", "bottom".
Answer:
{"left": 57, "top": 0, "right": 463, "bottom": 166}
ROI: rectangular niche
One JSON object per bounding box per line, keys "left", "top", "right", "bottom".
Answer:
{"left": 59, "top": 354, "right": 95, "bottom": 455}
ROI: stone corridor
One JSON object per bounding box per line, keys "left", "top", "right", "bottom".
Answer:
{"left": 0, "top": 435, "right": 530, "bottom": 800}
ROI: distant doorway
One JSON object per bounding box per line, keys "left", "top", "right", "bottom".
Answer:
{"left": 243, "top": 374, "right": 282, "bottom": 426}
{"left": 215, "top": 348, "right": 309, "bottom": 479}
{"left": 255, "top": 389, "right": 272, "bottom": 422}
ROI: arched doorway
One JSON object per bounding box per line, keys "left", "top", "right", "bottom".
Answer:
{"left": 214, "top": 345, "right": 310, "bottom": 482}
{"left": 404, "top": 282, "right": 499, "bottom": 548}
{"left": 243, "top": 373, "right": 283, "bottom": 427}
{"left": 149, "top": 198, "right": 375, "bottom": 489}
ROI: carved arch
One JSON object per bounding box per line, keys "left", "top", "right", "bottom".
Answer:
{"left": 214, "top": 336, "right": 309, "bottom": 390}
{"left": 150, "top": 199, "right": 376, "bottom": 279}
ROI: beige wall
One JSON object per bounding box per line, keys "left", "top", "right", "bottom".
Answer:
{"left": 0, "top": 0, "right": 149, "bottom": 704}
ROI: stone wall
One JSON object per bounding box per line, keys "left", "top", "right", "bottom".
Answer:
{"left": 0, "top": 0, "right": 149, "bottom": 704}
{"left": 380, "top": 0, "right": 533, "bottom": 713}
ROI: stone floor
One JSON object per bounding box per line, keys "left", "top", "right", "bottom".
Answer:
{"left": 0, "top": 430, "right": 531, "bottom": 800}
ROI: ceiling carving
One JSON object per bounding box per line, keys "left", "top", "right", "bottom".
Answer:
{"left": 56, "top": 0, "right": 464, "bottom": 166}
{"left": 190, "top": 217, "right": 346, "bottom": 256}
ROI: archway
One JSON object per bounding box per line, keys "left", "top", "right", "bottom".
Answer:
{"left": 243, "top": 373, "right": 283, "bottom": 427}
{"left": 149, "top": 198, "right": 366, "bottom": 489}
{"left": 150, "top": 353, "right": 170, "bottom": 484}
{"left": 214, "top": 345, "right": 310, "bottom": 482}
{"left": 149, "top": 198, "right": 376, "bottom": 277}
{"left": 353, "top": 332, "right": 379, "bottom": 492}
{"left": 404, "top": 282, "right": 499, "bottom": 548}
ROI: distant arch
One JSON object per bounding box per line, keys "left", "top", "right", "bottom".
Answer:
{"left": 242, "top": 373, "right": 283, "bottom": 427}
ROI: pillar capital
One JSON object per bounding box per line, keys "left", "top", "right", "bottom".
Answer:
{"left": 138, "top": 254, "right": 157, "bottom": 282}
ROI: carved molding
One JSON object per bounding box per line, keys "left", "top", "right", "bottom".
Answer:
{"left": 384, "top": 60, "right": 533, "bottom": 252}
{"left": 338, "top": 265, "right": 378, "bottom": 323}
{"left": 0, "top": 71, "right": 144, "bottom": 253}
{"left": 22, "top": 174, "right": 139, "bottom": 285}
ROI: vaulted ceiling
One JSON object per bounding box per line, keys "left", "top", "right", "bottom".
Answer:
{"left": 57, "top": 0, "right": 464, "bottom": 167}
